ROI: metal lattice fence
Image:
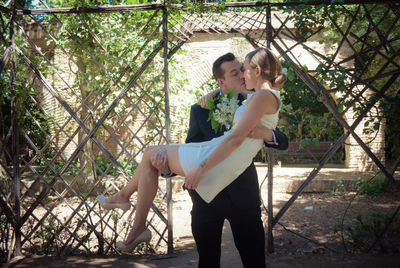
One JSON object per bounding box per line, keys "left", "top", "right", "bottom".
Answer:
{"left": 1, "top": 0, "right": 399, "bottom": 261}
{"left": 0, "top": 2, "right": 193, "bottom": 257}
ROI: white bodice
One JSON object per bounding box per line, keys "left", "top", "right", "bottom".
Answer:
{"left": 232, "top": 89, "right": 280, "bottom": 130}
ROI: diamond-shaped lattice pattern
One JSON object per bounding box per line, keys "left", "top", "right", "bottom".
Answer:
{"left": 1, "top": 2, "right": 399, "bottom": 259}
{"left": 178, "top": 4, "right": 398, "bottom": 174}
{"left": 269, "top": 4, "right": 399, "bottom": 176}
{"left": 1, "top": 7, "right": 178, "bottom": 256}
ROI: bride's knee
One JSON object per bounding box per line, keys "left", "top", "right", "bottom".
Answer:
{"left": 142, "top": 146, "right": 159, "bottom": 161}
{"left": 144, "top": 145, "right": 156, "bottom": 153}
{"left": 142, "top": 149, "right": 152, "bottom": 161}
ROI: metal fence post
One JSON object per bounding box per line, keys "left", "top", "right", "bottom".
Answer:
{"left": 162, "top": 5, "right": 173, "bottom": 254}
{"left": 266, "top": 147, "right": 274, "bottom": 253}
{"left": 265, "top": 4, "right": 274, "bottom": 254}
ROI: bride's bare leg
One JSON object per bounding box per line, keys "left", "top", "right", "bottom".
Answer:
{"left": 105, "top": 156, "right": 145, "bottom": 204}
{"left": 106, "top": 144, "right": 184, "bottom": 205}
{"left": 166, "top": 146, "right": 184, "bottom": 176}
{"left": 124, "top": 145, "right": 183, "bottom": 244}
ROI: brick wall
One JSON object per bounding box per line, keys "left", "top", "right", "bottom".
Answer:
{"left": 344, "top": 90, "right": 386, "bottom": 171}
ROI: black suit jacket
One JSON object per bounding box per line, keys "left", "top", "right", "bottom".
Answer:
{"left": 185, "top": 94, "right": 288, "bottom": 209}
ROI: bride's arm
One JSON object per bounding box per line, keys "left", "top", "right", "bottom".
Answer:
{"left": 198, "top": 89, "right": 219, "bottom": 109}
{"left": 185, "top": 89, "right": 279, "bottom": 189}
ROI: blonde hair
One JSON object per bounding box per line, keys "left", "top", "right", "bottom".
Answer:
{"left": 245, "top": 48, "right": 287, "bottom": 89}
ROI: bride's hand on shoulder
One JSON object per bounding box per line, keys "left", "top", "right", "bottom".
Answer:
{"left": 247, "top": 124, "right": 273, "bottom": 141}
{"left": 198, "top": 89, "right": 219, "bottom": 109}
{"left": 184, "top": 165, "right": 206, "bottom": 190}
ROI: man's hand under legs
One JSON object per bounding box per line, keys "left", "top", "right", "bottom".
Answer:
{"left": 151, "top": 147, "right": 171, "bottom": 175}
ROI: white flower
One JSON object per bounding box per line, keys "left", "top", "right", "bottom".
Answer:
{"left": 212, "top": 94, "right": 238, "bottom": 129}
{"left": 207, "top": 89, "right": 239, "bottom": 133}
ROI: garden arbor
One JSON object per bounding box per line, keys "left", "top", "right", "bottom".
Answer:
{"left": 0, "top": 0, "right": 399, "bottom": 260}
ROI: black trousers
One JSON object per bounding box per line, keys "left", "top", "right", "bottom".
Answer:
{"left": 189, "top": 190, "right": 266, "bottom": 268}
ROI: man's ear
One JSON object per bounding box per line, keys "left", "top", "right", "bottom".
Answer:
{"left": 217, "top": 78, "right": 225, "bottom": 88}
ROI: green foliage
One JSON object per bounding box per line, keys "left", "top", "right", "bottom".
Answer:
{"left": 0, "top": 215, "right": 8, "bottom": 264}
{"left": 279, "top": 60, "right": 344, "bottom": 145}
{"left": 202, "top": 78, "right": 219, "bottom": 93}
{"left": 94, "top": 157, "right": 118, "bottom": 176}
{"left": 0, "top": 90, "right": 53, "bottom": 166}
{"left": 35, "top": 216, "right": 59, "bottom": 243}
{"left": 276, "top": 58, "right": 345, "bottom": 163}
{"left": 94, "top": 157, "right": 137, "bottom": 176}
{"left": 0, "top": 14, "right": 53, "bottom": 166}
{"left": 334, "top": 210, "right": 400, "bottom": 253}
{"left": 20, "top": 0, "right": 191, "bottom": 172}
{"left": 111, "top": 210, "right": 119, "bottom": 225}
{"left": 184, "top": 1, "right": 226, "bottom": 15}
{"left": 332, "top": 177, "right": 346, "bottom": 196}
{"left": 45, "top": 157, "right": 135, "bottom": 178}
{"left": 48, "top": 161, "right": 80, "bottom": 176}
{"left": 14, "top": 0, "right": 396, "bottom": 166}
{"left": 382, "top": 92, "right": 400, "bottom": 161}
{"left": 120, "top": 157, "right": 138, "bottom": 176}
{"left": 76, "top": 218, "right": 93, "bottom": 244}
{"left": 168, "top": 55, "right": 203, "bottom": 142}
{"left": 300, "top": 137, "right": 319, "bottom": 149}
{"left": 279, "top": 1, "right": 400, "bottom": 163}
{"left": 356, "top": 176, "right": 385, "bottom": 196}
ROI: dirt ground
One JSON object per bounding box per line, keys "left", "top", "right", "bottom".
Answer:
{"left": 4, "top": 166, "right": 400, "bottom": 267}
{"left": 268, "top": 191, "right": 400, "bottom": 255}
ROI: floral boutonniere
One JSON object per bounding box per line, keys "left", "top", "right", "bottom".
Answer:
{"left": 206, "top": 89, "right": 239, "bottom": 133}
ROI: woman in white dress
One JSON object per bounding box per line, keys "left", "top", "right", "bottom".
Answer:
{"left": 97, "top": 47, "right": 287, "bottom": 252}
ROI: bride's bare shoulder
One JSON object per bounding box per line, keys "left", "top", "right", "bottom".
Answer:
{"left": 251, "top": 89, "right": 279, "bottom": 111}
{"left": 255, "top": 89, "right": 274, "bottom": 98}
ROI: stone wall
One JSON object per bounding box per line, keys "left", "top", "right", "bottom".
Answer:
{"left": 344, "top": 90, "right": 386, "bottom": 171}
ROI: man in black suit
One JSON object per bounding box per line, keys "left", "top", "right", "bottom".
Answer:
{"left": 152, "top": 53, "right": 288, "bottom": 268}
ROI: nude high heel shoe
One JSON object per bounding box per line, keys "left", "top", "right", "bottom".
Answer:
{"left": 97, "top": 195, "right": 131, "bottom": 213}
{"left": 116, "top": 228, "right": 152, "bottom": 253}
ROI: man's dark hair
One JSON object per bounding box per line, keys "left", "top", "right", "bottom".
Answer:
{"left": 212, "top": 52, "right": 236, "bottom": 80}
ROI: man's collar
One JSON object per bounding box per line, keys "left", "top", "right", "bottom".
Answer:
{"left": 237, "top": 93, "right": 244, "bottom": 102}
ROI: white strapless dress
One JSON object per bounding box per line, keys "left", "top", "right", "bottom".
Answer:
{"left": 179, "top": 89, "right": 281, "bottom": 203}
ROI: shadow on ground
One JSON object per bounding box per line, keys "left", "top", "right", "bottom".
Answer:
{"left": 5, "top": 252, "right": 400, "bottom": 268}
